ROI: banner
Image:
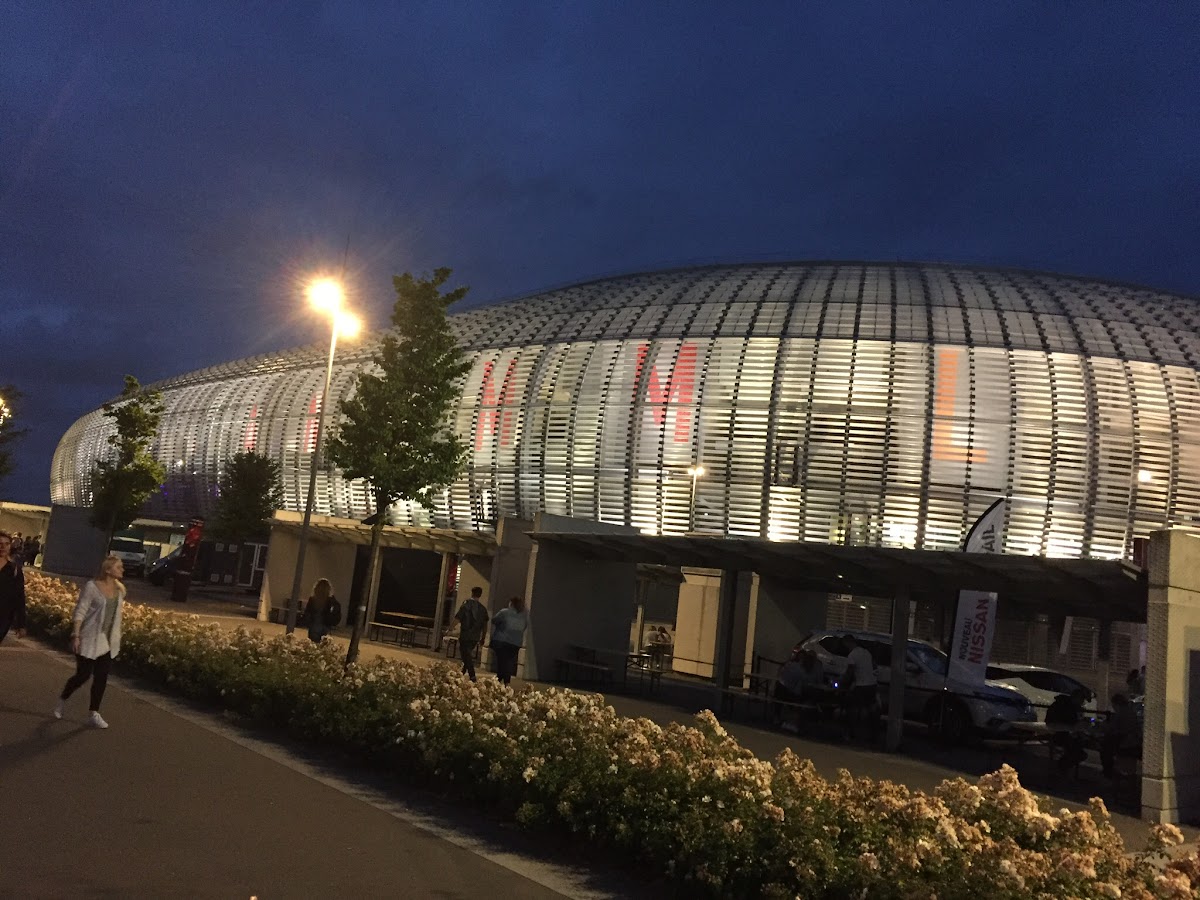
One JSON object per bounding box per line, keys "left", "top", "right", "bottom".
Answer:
{"left": 947, "top": 499, "right": 1006, "bottom": 686}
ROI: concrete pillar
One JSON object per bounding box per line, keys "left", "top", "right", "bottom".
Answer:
{"left": 523, "top": 536, "right": 638, "bottom": 682}
{"left": 744, "top": 576, "right": 828, "bottom": 674}
{"left": 886, "top": 587, "right": 911, "bottom": 752}
{"left": 488, "top": 517, "right": 533, "bottom": 616}
{"left": 710, "top": 569, "right": 740, "bottom": 705}
{"left": 1142, "top": 529, "right": 1200, "bottom": 823}
{"left": 430, "top": 552, "right": 452, "bottom": 649}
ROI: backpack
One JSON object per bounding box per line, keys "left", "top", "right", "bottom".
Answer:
{"left": 457, "top": 598, "right": 486, "bottom": 638}
{"left": 325, "top": 598, "right": 342, "bottom": 628}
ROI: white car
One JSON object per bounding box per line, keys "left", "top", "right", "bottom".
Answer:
{"left": 108, "top": 537, "right": 148, "bottom": 577}
{"left": 984, "top": 664, "right": 1097, "bottom": 723}
{"left": 798, "top": 630, "right": 1037, "bottom": 743}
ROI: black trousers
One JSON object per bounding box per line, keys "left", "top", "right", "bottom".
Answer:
{"left": 493, "top": 642, "right": 520, "bottom": 685}
{"left": 61, "top": 653, "right": 113, "bottom": 712}
{"left": 0, "top": 608, "right": 16, "bottom": 644}
{"left": 459, "top": 638, "right": 479, "bottom": 681}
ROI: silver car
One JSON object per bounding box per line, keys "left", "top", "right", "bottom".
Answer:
{"left": 799, "top": 630, "right": 1037, "bottom": 743}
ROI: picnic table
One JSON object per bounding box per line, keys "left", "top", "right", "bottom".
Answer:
{"left": 368, "top": 611, "right": 435, "bottom": 647}
{"left": 555, "top": 645, "right": 662, "bottom": 694}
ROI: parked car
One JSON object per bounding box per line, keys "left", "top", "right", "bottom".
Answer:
{"left": 108, "top": 536, "right": 148, "bottom": 578}
{"left": 985, "top": 663, "right": 1098, "bottom": 722}
{"left": 798, "top": 630, "right": 1037, "bottom": 743}
{"left": 146, "top": 546, "right": 184, "bottom": 586}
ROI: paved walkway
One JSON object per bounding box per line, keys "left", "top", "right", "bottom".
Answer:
{"left": 0, "top": 638, "right": 653, "bottom": 899}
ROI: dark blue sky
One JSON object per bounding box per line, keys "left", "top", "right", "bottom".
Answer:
{"left": 2, "top": 2, "right": 1199, "bottom": 505}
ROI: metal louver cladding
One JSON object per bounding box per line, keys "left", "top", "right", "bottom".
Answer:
{"left": 50, "top": 262, "right": 1200, "bottom": 559}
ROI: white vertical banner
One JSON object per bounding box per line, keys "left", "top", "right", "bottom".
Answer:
{"left": 947, "top": 499, "right": 1007, "bottom": 686}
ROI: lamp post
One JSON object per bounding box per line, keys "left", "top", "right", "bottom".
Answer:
{"left": 285, "top": 278, "right": 360, "bottom": 634}
{"left": 687, "top": 464, "right": 705, "bottom": 532}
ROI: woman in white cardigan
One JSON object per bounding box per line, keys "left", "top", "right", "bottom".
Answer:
{"left": 54, "top": 555, "right": 126, "bottom": 728}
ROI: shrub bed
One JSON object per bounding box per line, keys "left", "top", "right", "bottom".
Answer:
{"left": 24, "top": 570, "right": 1200, "bottom": 898}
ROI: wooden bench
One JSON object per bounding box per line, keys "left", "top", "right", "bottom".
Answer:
{"left": 368, "top": 621, "right": 415, "bottom": 645}
{"left": 625, "top": 653, "right": 662, "bottom": 693}
{"left": 554, "top": 657, "right": 614, "bottom": 685}
{"left": 719, "top": 686, "right": 837, "bottom": 731}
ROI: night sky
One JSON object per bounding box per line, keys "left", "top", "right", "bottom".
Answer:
{"left": 2, "top": 3, "right": 1199, "bottom": 506}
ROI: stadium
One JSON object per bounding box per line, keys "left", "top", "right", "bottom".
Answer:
{"left": 51, "top": 261, "right": 1200, "bottom": 561}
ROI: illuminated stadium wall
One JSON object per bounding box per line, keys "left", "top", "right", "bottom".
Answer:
{"left": 51, "top": 263, "right": 1200, "bottom": 559}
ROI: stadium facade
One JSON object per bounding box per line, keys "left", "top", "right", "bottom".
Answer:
{"left": 51, "top": 262, "right": 1200, "bottom": 560}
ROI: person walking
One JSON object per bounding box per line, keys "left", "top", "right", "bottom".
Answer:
{"left": 0, "top": 531, "right": 26, "bottom": 644}
{"left": 24, "top": 534, "right": 41, "bottom": 567}
{"left": 55, "top": 555, "right": 126, "bottom": 728}
{"left": 489, "top": 596, "right": 528, "bottom": 686}
{"left": 301, "top": 578, "right": 342, "bottom": 643}
{"left": 453, "top": 586, "right": 489, "bottom": 682}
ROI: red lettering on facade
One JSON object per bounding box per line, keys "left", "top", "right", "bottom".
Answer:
{"left": 933, "top": 348, "right": 987, "bottom": 464}
{"left": 477, "top": 358, "right": 519, "bottom": 451}
{"left": 243, "top": 405, "right": 259, "bottom": 451}
{"left": 635, "top": 343, "right": 697, "bottom": 443}
{"left": 304, "top": 394, "right": 320, "bottom": 453}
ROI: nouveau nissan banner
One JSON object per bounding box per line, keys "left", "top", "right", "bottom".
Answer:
{"left": 947, "top": 498, "right": 1007, "bottom": 686}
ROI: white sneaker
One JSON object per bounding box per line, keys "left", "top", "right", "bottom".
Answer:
{"left": 53, "top": 699, "right": 64, "bottom": 720}
{"left": 88, "top": 711, "right": 109, "bottom": 729}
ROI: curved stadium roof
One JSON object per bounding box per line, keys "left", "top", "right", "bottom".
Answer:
{"left": 144, "top": 262, "right": 1200, "bottom": 395}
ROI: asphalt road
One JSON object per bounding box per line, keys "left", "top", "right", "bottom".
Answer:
{"left": 0, "top": 639, "right": 649, "bottom": 900}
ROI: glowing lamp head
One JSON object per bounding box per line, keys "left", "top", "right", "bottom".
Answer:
{"left": 334, "top": 310, "right": 361, "bottom": 339}
{"left": 307, "top": 278, "right": 344, "bottom": 313}
{"left": 688, "top": 465, "right": 706, "bottom": 477}
{"left": 1137, "top": 469, "right": 1154, "bottom": 483}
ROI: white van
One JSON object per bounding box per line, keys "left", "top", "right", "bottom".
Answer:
{"left": 798, "top": 630, "right": 1037, "bottom": 743}
{"left": 108, "top": 537, "right": 148, "bottom": 577}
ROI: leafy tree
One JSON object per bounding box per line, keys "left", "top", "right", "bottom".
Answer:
{"left": 326, "top": 267, "right": 471, "bottom": 664}
{"left": 0, "top": 385, "right": 28, "bottom": 488}
{"left": 212, "top": 450, "right": 284, "bottom": 543}
{"left": 89, "top": 375, "right": 167, "bottom": 545}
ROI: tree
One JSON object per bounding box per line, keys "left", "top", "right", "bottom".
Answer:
{"left": 211, "top": 450, "right": 284, "bottom": 543}
{"left": 326, "top": 267, "right": 471, "bottom": 665}
{"left": 89, "top": 375, "right": 167, "bottom": 546}
{"left": 0, "top": 385, "right": 28, "bottom": 488}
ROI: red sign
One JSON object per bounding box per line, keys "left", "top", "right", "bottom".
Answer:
{"left": 472, "top": 343, "right": 700, "bottom": 452}
{"left": 304, "top": 393, "right": 321, "bottom": 453}
{"left": 634, "top": 343, "right": 697, "bottom": 443}
{"left": 476, "top": 358, "right": 519, "bottom": 450}
{"left": 243, "top": 405, "right": 259, "bottom": 451}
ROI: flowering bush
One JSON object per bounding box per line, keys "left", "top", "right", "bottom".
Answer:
{"left": 25, "top": 570, "right": 1200, "bottom": 898}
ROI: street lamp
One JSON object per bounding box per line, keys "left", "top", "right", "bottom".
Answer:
{"left": 285, "top": 278, "right": 361, "bottom": 634}
{"left": 687, "top": 464, "right": 705, "bottom": 532}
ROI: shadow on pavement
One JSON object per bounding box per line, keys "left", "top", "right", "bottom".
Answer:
{"left": 110, "top": 674, "right": 667, "bottom": 900}
{"left": 0, "top": 713, "right": 89, "bottom": 772}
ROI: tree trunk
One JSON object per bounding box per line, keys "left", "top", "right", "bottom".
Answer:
{"left": 103, "top": 508, "right": 118, "bottom": 568}
{"left": 345, "top": 506, "right": 386, "bottom": 667}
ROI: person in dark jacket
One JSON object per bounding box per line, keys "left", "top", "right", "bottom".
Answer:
{"left": 0, "top": 531, "right": 26, "bottom": 644}
{"left": 453, "top": 587, "right": 490, "bottom": 682}
{"left": 1046, "top": 687, "right": 1090, "bottom": 773}
{"left": 301, "top": 578, "right": 342, "bottom": 643}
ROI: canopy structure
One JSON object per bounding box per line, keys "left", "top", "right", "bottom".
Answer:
{"left": 271, "top": 515, "right": 496, "bottom": 558}
{"left": 528, "top": 532, "right": 1148, "bottom": 622}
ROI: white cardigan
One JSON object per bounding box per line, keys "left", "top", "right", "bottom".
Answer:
{"left": 72, "top": 580, "right": 125, "bottom": 659}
